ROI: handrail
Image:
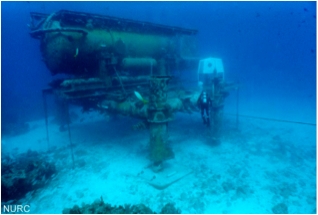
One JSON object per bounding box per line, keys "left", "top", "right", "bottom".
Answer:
{"left": 30, "top": 28, "right": 88, "bottom": 38}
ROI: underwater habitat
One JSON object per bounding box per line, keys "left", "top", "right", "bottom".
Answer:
{"left": 1, "top": 1, "right": 316, "bottom": 214}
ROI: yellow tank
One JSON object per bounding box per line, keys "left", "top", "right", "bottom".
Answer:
{"left": 30, "top": 10, "right": 197, "bottom": 76}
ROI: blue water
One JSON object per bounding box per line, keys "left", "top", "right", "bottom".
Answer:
{"left": 1, "top": 1, "right": 316, "bottom": 214}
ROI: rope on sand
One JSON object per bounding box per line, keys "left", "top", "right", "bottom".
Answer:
{"left": 226, "top": 113, "right": 316, "bottom": 126}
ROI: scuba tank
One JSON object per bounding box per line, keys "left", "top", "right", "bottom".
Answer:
{"left": 202, "top": 91, "right": 207, "bottom": 104}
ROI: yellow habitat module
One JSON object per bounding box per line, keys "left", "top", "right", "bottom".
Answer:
{"left": 29, "top": 10, "right": 197, "bottom": 76}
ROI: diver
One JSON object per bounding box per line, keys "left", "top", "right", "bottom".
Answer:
{"left": 198, "top": 90, "right": 212, "bottom": 127}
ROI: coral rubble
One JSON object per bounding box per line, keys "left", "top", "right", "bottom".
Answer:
{"left": 1, "top": 150, "right": 56, "bottom": 202}
{"left": 62, "top": 197, "right": 180, "bottom": 214}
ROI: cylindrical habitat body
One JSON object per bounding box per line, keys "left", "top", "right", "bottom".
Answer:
{"left": 41, "top": 29, "right": 171, "bottom": 75}
{"left": 30, "top": 10, "right": 197, "bottom": 76}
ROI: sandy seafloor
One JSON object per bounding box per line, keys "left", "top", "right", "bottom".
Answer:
{"left": 1, "top": 108, "right": 316, "bottom": 214}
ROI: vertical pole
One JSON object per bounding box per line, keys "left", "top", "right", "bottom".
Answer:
{"left": 236, "top": 83, "right": 240, "bottom": 130}
{"left": 66, "top": 101, "right": 75, "bottom": 169}
{"left": 42, "top": 90, "right": 50, "bottom": 151}
{"left": 150, "top": 60, "right": 153, "bottom": 76}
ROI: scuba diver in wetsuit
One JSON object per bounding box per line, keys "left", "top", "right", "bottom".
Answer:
{"left": 198, "top": 90, "right": 212, "bottom": 127}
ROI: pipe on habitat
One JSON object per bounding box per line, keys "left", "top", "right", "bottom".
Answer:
{"left": 121, "top": 58, "right": 157, "bottom": 70}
